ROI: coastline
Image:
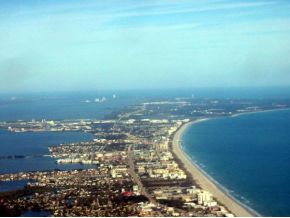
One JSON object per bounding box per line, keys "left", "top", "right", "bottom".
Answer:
{"left": 172, "top": 119, "right": 259, "bottom": 217}
{"left": 231, "top": 107, "right": 290, "bottom": 118}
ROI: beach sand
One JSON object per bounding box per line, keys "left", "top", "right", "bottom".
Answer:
{"left": 172, "top": 119, "right": 257, "bottom": 217}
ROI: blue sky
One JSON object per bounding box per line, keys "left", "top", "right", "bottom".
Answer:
{"left": 0, "top": 0, "right": 290, "bottom": 91}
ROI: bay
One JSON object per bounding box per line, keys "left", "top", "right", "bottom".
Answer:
{"left": 0, "top": 130, "right": 94, "bottom": 174}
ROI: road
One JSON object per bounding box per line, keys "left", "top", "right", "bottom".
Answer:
{"left": 127, "top": 144, "right": 156, "bottom": 203}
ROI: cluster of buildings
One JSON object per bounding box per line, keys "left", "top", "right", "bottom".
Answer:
{"left": 3, "top": 98, "right": 271, "bottom": 216}
{"left": 126, "top": 119, "right": 234, "bottom": 217}
{"left": 0, "top": 115, "right": 236, "bottom": 217}
{"left": 152, "top": 186, "right": 234, "bottom": 217}
{"left": 0, "top": 119, "right": 93, "bottom": 133}
{"left": 134, "top": 149, "right": 187, "bottom": 180}
{"left": 49, "top": 142, "right": 128, "bottom": 165}
{"left": 131, "top": 120, "right": 187, "bottom": 181}
{"left": 0, "top": 167, "right": 147, "bottom": 216}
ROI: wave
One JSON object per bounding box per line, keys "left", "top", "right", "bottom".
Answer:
{"left": 180, "top": 125, "right": 262, "bottom": 216}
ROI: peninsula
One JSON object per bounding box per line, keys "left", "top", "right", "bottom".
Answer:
{"left": 1, "top": 97, "right": 290, "bottom": 216}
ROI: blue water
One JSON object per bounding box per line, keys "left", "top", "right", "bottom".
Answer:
{"left": 0, "top": 91, "right": 138, "bottom": 121}
{"left": 1, "top": 88, "right": 290, "bottom": 121}
{"left": 0, "top": 180, "right": 29, "bottom": 192}
{"left": 0, "top": 92, "right": 139, "bottom": 180}
{"left": 0, "top": 130, "right": 94, "bottom": 174}
{"left": 0, "top": 130, "right": 93, "bottom": 156}
{"left": 21, "top": 210, "right": 51, "bottom": 217}
{"left": 182, "top": 109, "right": 290, "bottom": 216}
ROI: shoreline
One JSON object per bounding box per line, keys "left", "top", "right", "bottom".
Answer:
{"left": 172, "top": 119, "right": 259, "bottom": 217}
{"left": 231, "top": 107, "right": 290, "bottom": 118}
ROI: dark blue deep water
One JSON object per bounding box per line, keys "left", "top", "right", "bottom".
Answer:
{"left": 182, "top": 109, "right": 290, "bottom": 216}
{"left": 0, "top": 180, "right": 29, "bottom": 192}
{"left": 21, "top": 210, "right": 51, "bottom": 217}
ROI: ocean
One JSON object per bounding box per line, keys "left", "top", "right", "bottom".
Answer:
{"left": 182, "top": 109, "right": 290, "bottom": 216}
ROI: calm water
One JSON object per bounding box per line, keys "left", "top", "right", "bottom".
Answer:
{"left": 182, "top": 109, "right": 290, "bottom": 216}
{"left": 0, "top": 130, "right": 94, "bottom": 174}
{"left": 21, "top": 210, "right": 51, "bottom": 217}
{"left": 0, "top": 180, "right": 29, "bottom": 192}
{"left": 0, "top": 91, "right": 138, "bottom": 121}
{"left": 1, "top": 88, "right": 290, "bottom": 121}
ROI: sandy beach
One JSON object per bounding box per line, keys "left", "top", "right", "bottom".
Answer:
{"left": 172, "top": 119, "right": 257, "bottom": 217}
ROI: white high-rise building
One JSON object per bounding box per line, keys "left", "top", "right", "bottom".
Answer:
{"left": 198, "top": 191, "right": 213, "bottom": 205}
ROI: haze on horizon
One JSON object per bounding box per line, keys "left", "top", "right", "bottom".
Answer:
{"left": 0, "top": 0, "right": 290, "bottom": 92}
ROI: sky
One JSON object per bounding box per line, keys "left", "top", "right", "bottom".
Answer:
{"left": 0, "top": 0, "right": 290, "bottom": 92}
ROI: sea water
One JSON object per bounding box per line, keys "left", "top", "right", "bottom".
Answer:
{"left": 182, "top": 109, "right": 290, "bottom": 216}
